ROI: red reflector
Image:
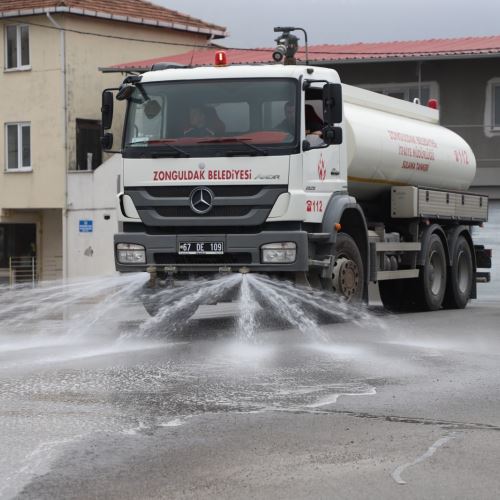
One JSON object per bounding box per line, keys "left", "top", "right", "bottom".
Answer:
{"left": 215, "top": 50, "right": 227, "bottom": 66}
{"left": 427, "top": 98, "right": 439, "bottom": 109}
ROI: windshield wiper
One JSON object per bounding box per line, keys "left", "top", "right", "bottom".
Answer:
{"left": 200, "top": 138, "right": 268, "bottom": 156}
{"left": 151, "top": 144, "right": 190, "bottom": 157}
{"left": 126, "top": 139, "right": 190, "bottom": 157}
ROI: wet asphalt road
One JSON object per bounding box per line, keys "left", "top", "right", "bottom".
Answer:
{"left": 1, "top": 296, "right": 500, "bottom": 500}
{"left": 1, "top": 203, "right": 499, "bottom": 500}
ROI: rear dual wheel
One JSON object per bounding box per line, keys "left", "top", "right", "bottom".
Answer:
{"left": 380, "top": 233, "right": 447, "bottom": 311}
{"left": 380, "top": 232, "right": 473, "bottom": 312}
{"left": 417, "top": 233, "right": 448, "bottom": 311}
{"left": 444, "top": 235, "right": 473, "bottom": 309}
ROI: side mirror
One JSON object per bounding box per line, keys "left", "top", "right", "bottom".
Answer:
{"left": 323, "top": 83, "right": 342, "bottom": 124}
{"left": 101, "top": 132, "right": 113, "bottom": 151}
{"left": 116, "top": 84, "right": 135, "bottom": 101}
{"left": 322, "top": 125, "right": 343, "bottom": 145}
{"left": 101, "top": 91, "right": 114, "bottom": 130}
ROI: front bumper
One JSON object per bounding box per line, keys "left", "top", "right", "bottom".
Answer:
{"left": 114, "top": 230, "right": 309, "bottom": 273}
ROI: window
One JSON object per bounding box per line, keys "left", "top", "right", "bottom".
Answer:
{"left": 123, "top": 78, "right": 299, "bottom": 158}
{"left": 5, "top": 123, "right": 31, "bottom": 171}
{"left": 360, "top": 82, "right": 439, "bottom": 106}
{"left": 4, "top": 24, "right": 30, "bottom": 70}
{"left": 76, "top": 119, "right": 102, "bottom": 170}
{"left": 494, "top": 85, "right": 500, "bottom": 128}
{"left": 213, "top": 102, "right": 249, "bottom": 133}
{"left": 484, "top": 78, "right": 500, "bottom": 136}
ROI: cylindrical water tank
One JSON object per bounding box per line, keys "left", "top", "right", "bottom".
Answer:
{"left": 344, "top": 101, "right": 476, "bottom": 201}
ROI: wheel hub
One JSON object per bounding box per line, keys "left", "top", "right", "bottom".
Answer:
{"left": 332, "top": 257, "right": 360, "bottom": 300}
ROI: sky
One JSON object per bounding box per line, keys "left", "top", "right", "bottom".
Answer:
{"left": 159, "top": 0, "right": 500, "bottom": 48}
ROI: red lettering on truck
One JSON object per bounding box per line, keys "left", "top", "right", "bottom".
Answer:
{"left": 152, "top": 170, "right": 206, "bottom": 181}
{"left": 208, "top": 169, "right": 252, "bottom": 180}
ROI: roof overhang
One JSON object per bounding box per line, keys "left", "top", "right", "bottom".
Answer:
{"left": 0, "top": 6, "right": 227, "bottom": 38}
{"left": 315, "top": 52, "right": 500, "bottom": 65}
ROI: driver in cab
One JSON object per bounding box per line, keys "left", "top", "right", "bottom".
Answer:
{"left": 184, "top": 106, "right": 215, "bottom": 137}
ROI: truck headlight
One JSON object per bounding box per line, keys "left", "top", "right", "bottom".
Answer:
{"left": 117, "top": 243, "right": 146, "bottom": 264}
{"left": 261, "top": 242, "right": 296, "bottom": 263}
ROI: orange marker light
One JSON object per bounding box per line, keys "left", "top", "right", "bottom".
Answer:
{"left": 214, "top": 50, "right": 228, "bottom": 66}
{"left": 335, "top": 223, "right": 342, "bottom": 232}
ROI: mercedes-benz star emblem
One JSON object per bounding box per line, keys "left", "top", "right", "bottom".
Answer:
{"left": 190, "top": 187, "right": 214, "bottom": 214}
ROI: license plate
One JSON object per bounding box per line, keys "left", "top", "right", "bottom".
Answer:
{"left": 178, "top": 241, "right": 224, "bottom": 255}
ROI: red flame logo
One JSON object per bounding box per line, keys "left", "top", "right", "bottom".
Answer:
{"left": 317, "top": 154, "right": 326, "bottom": 181}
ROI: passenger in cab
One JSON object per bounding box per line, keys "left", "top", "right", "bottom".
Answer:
{"left": 275, "top": 101, "right": 296, "bottom": 134}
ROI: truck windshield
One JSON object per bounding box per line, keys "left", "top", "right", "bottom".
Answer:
{"left": 123, "top": 78, "right": 298, "bottom": 157}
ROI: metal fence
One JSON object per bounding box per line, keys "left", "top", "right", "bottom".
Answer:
{"left": 9, "top": 257, "right": 37, "bottom": 287}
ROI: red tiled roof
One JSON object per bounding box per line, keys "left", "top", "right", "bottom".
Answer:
{"left": 0, "top": 0, "right": 227, "bottom": 37}
{"left": 110, "top": 35, "right": 500, "bottom": 70}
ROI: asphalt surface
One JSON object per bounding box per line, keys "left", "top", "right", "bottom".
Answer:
{"left": 0, "top": 202, "right": 498, "bottom": 500}
{"left": 0, "top": 294, "right": 499, "bottom": 500}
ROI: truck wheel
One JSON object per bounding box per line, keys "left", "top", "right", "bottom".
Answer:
{"left": 321, "top": 233, "right": 364, "bottom": 301}
{"left": 417, "top": 233, "right": 447, "bottom": 311}
{"left": 443, "top": 235, "right": 473, "bottom": 309}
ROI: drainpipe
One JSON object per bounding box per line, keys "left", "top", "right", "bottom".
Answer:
{"left": 47, "top": 12, "right": 69, "bottom": 280}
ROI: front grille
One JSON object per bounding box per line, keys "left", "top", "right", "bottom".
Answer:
{"left": 154, "top": 253, "right": 252, "bottom": 265}
{"left": 140, "top": 185, "right": 266, "bottom": 198}
{"left": 125, "top": 184, "right": 288, "bottom": 227}
{"left": 155, "top": 206, "right": 252, "bottom": 218}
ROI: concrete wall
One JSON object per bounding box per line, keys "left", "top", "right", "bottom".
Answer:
{"left": 332, "top": 58, "right": 500, "bottom": 199}
{"left": 66, "top": 154, "right": 121, "bottom": 278}
{"left": 0, "top": 16, "right": 66, "bottom": 208}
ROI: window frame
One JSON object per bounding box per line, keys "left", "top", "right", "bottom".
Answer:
{"left": 4, "top": 24, "right": 31, "bottom": 72}
{"left": 4, "top": 122, "right": 32, "bottom": 172}
{"left": 75, "top": 118, "right": 103, "bottom": 171}
{"left": 358, "top": 81, "right": 439, "bottom": 105}
{"left": 122, "top": 77, "right": 301, "bottom": 158}
{"left": 484, "top": 78, "right": 500, "bottom": 137}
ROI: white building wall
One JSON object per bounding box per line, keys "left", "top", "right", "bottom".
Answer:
{"left": 67, "top": 154, "right": 121, "bottom": 278}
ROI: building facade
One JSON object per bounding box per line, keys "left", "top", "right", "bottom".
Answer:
{"left": 0, "top": 0, "right": 226, "bottom": 283}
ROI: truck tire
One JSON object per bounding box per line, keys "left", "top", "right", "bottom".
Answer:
{"left": 416, "top": 233, "right": 447, "bottom": 311}
{"left": 443, "top": 235, "right": 473, "bottom": 309}
{"left": 321, "top": 233, "right": 364, "bottom": 302}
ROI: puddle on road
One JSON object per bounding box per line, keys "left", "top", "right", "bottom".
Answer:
{"left": 0, "top": 272, "right": 385, "bottom": 499}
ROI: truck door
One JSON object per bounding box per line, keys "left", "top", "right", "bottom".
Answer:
{"left": 302, "top": 87, "right": 341, "bottom": 221}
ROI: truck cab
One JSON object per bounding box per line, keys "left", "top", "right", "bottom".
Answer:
{"left": 110, "top": 65, "right": 350, "bottom": 287}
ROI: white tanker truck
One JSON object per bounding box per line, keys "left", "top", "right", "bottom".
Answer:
{"left": 101, "top": 50, "right": 491, "bottom": 312}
